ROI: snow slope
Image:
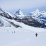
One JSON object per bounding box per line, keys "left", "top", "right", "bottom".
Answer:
{"left": 3, "top": 17, "right": 46, "bottom": 32}
{"left": 0, "top": 23, "right": 46, "bottom": 46}
{"left": 0, "top": 16, "right": 11, "bottom": 27}
{"left": 0, "top": 17, "right": 46, "bottom": 46}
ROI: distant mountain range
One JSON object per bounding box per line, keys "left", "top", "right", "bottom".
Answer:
{"left": 0, "top": 8, "right": 46, "bottom": 28}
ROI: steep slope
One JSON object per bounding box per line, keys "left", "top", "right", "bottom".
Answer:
{"left": 0, "top": 16, "right": 21, "bottom": 28}
{"left": 0, "top": 8, "right": 15, "bottom": 19}
{"left": 14, "top": 9, "right": 25, "bottom": 19}
{"left": 0, "top": 16, "right": 11, "bottom": 27}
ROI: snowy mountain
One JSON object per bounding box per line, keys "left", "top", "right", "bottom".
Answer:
{"left": 0, "top": 15, "right": 22, "bottom": 28}
{"left": 0, "top": 8, "right": 46, "bottom": 28}
{"left": 0, "top": 8, "right": 15, "bottom": 19}
{"left": 28, "top": 9, "right": 40, "bottom": 17}
{"left": 14, "top": 9, "right": 25, "bottom": 19}
{"left": 24, "top": 9, "right": 46, "bottom": 28}
{"left": 28, "top": 9, "right": 46, "bottom": 19}
{"left": 0, "top": 8, "right": 21, "bottom": 27}
{"left": 13, "top": 9, "right": 46, "bottom": 28}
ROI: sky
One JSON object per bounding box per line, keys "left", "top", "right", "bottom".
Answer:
{"left": 0, "top": 0, "right": 46, "bottom": 13}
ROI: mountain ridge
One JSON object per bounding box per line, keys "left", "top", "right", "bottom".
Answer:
{"left": 0, "top": 8, "right": 46, "bottom": 28}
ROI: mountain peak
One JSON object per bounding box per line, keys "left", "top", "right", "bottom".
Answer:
{"left": 29, "top": 9, "right": 40, "bottom": 17}
{"left": 15, "top": 9, "right": 25, "bottom": 18}
{"left": 35, "top": 9, "right": 39, "bottom": 12}
{"left": 34, "top": 9, "right": 40, "bottom": 14}
{"left": 15, "top": 9, "right": 24, "bottom": 15}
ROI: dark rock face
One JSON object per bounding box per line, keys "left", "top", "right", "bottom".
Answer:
{"left": 0, "top": 8, "right": 14, "bottom": 19}
{"left": 14, "top": 17, "right": 46, "bottom": 28}
{"left": 5, "top": 20, "right": 21, "bottom": 28}
{"left": 0, "top": 8, "right": 46, "bottom": 28}
{"left": 0, "top": 12, "right": 13, "bottom": 19}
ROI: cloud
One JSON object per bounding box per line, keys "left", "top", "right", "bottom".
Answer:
{"left": 0, "top": 0, "right": 46, "bottom": 11}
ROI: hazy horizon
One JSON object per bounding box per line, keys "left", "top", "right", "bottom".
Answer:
{"left": 0, "top": 0, "right": 46, "bottom": 14}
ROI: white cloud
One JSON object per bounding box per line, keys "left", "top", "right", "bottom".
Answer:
{"left": 0, "top": 0, "right": 46, "bottom": 11}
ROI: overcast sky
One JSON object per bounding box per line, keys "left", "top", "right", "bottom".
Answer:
{"left": 0, "top": 0, "right": 46, "bottom": 12}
